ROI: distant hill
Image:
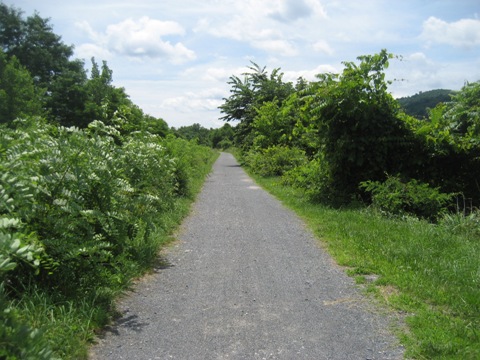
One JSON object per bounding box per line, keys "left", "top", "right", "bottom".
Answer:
{"left": 397, "top": 89, "right": 454, "bottom": 119}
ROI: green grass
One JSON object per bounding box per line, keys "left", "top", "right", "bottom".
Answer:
{"left": 251, "top": 175, "right": 480, "bottom": 359}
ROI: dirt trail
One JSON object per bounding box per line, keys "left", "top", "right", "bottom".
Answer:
{"left": 90, "top": 152, "right": 403, "bottom": 359}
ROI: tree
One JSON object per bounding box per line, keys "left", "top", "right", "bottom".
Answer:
{"left": 47, "top": 59, "right": 88, "bottom": 126}
{"left": 406, "top": 80, "right": 480, "bottom": 201}
{"left": 0, "top": 3, "right": 24, "bottom": 54}
{"left": 252, "top": 100, "right": 292, "bottom": 149}
{"left": 251, "top": 85, "right": 320, "bottom": 156}
{"left": 311, "top": 50, "right": 417, "bottom": 202}
{"left": 219, "top": 62, "right": 295, "bottom": 148}
{"left": 175, "top": 123, "right": 211, "bottom": 146}
{"left": 0, "top": 4, "right": 74, "bottom": 88}
{"left": 210, "top": 123, "right": 235, "bottom": 149}
{"left": 0, "top": 3, "right": 89, "bottom": 126}
{"left": 142, "top": 115, "right": 170, "bottom": 137}
{"left": 0, "top": 50, "right": 43, "bottom": 122}
{"left": 82, "top": 58, "right": 133, "bottom": 127}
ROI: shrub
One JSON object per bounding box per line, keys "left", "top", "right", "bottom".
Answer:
{"left": 0, "top": 218, "right": 54, "bottom": 360}
{"left": 0, "top": 116, "right": 216, "bottom": 358}
{"left": 282, "top": 157, "right": 331, "bottom": 202}
{"left": 360, "top": 175, "right": 453, "bottom": 221}
{"left": 244, "top": 145, "right": 306, "bottom": 177}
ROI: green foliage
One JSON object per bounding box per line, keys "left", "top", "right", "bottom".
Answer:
{"left": 252, "top": 100, "right": 294, "bottom": 149}
{"left": 219, "top": 62, "right": 295, "bottom": 148}
{"left": 0, "top": 3, "right": 164, "bottom": 131}
{"left": 163, "top": 134, "right": 216, "bottom": 197}
{"left": 282, "top": 156, "right": 333, "bottom": 203}
{"left": 0, "top": 3, "right": 74, "bottom": 88}
{"left": 360, "top": 175, "right": 452, "bottom": 220}
{"left": 0, "top": 211, "right": 54, "bottom": 359}
{"left": 0, "top": 116, "right": 215, "bottom": 357}
{"left": 0, "top": 289, "right": 55, "bottom": 360}
{"left": 440, "top": 209, "right": 480, "bottom": 238}
{"left": 82, "top": 58, "right": 131, "bottom": 127}
{"left": 46, "top": 59, "right": 88, "bottom": 126}
{"left": 406, "top": 80, "right": 480, "bottom": 200}
{"left": 226, "top": 50, "right": 480, "bottom": 213}
{"left": 309, "top": 50, "right": 418, "bottom": 201}
{"left": 0, "top": 118, "right": 210, "bottom": 296}
{"left": 0, "top": 50, "right": 43, "bottom": 122}
{"left": 174, "top": 123, "right": 212, "bottom": 146}
{"left": 210, "top": 123, "right": 235, "bottom": 149}
{"left": 244, "top": 145, "right": 306, "bottom": 177}
{"left": 397, "top": 89, "right": 453, "bottom": 119}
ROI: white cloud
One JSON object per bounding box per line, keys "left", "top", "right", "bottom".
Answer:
{"left": 270, "top": 0, "right": 324, "bottom": 23}
{"left": 75, "top": 43, "right": 112, "bottom": 61}
{"left": 198, "top": 0, "right": 326, "bottom": 57}
{"left": 312, "top": 40, "right": 334, "bottom": 55}
{"left": 76, "top": 17, "right": 196, "bottom": 63}
{"left": 283, "top": 64, "right": 338, "bottom": 82}
{"left": 252, "top": 39, "right": 298, "bottom": 57}
{"left": 421, "top": 16, "right": 480, "bottom": 48}
{"left": 200, "top": 66, "right": 250, "bottom": 82}
{"left": 160, "top": 88, "right": 225, "bottom": 113}
{"left": 388, "top": 52, "right": 445, "bottom": 97}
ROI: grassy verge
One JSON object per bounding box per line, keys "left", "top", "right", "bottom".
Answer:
{"left": 9, "top": 151, "right": 219, "bottom": 359}
{"left": 250, "top": 175, "right": 479, "bottom": 359}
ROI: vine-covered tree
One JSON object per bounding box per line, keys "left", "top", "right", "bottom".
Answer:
{"left": 309, "top": 50, "right": 419, "bottom": 201}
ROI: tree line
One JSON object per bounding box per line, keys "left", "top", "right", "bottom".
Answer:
{"left": 0, "top": 3, "right": 164, "bottom": 131}
{"left": 220, "top": 51, "right": 480, "bottom": 217}
{"left": 0, "top": 2, "right": 234, "bottom": 148}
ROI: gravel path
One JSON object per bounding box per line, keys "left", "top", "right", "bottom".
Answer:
{"left": 90, "top": 152, "right": 403, "bottom": 360}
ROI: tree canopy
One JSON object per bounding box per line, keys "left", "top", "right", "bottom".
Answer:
{"left": 0, "top": 2, "right": 169, "bottom": 134}
{"left": 219, "top": 62, "right": 295, "bottom": 148}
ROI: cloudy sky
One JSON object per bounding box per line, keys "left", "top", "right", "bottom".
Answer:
{"left": 7, "top": 0, "right": 480, "bottom": 128}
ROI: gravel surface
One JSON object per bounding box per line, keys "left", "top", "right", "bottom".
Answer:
{"left": 90, "top": 152, "right": 404, "bottom": 360}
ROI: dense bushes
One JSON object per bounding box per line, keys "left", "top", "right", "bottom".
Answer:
{"left": 282, "top": 156, "right": 333, "bottom": 203}
{"left": 360, "top": 176, "right": 453, "bottom": 221}
{"left": 243, "top": 145, "right": 307, "bottom": 177}
{"left": 221, "top": 51, "right": 480, "bottom": 221}
{"left": 0, "top": 117, "right": 215, "bottom": 358}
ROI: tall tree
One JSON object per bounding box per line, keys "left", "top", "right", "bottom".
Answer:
{"left": 0, "top": 3, "right": 88, "bottom": 126}
{"left": 219, "top": 62, "right": 294, "bottom": 148}
{"left": 47, "top": 58, "right": 88, "bottom": 126}
{"left": 311, "top": 50, "right": 418, "bottom": 202}
{"left": 83, "top": 58, "right": 131, "bottom": 127}
{"left": 0, "top": 4, "right": 74, "bottom": 88}
{"left": 0, "top": 50, "right": 43, "bottom": 122}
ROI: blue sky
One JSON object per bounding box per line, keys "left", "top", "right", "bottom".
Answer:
{"left": 7, "top": 0, "right": 480, "bottom": 128}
